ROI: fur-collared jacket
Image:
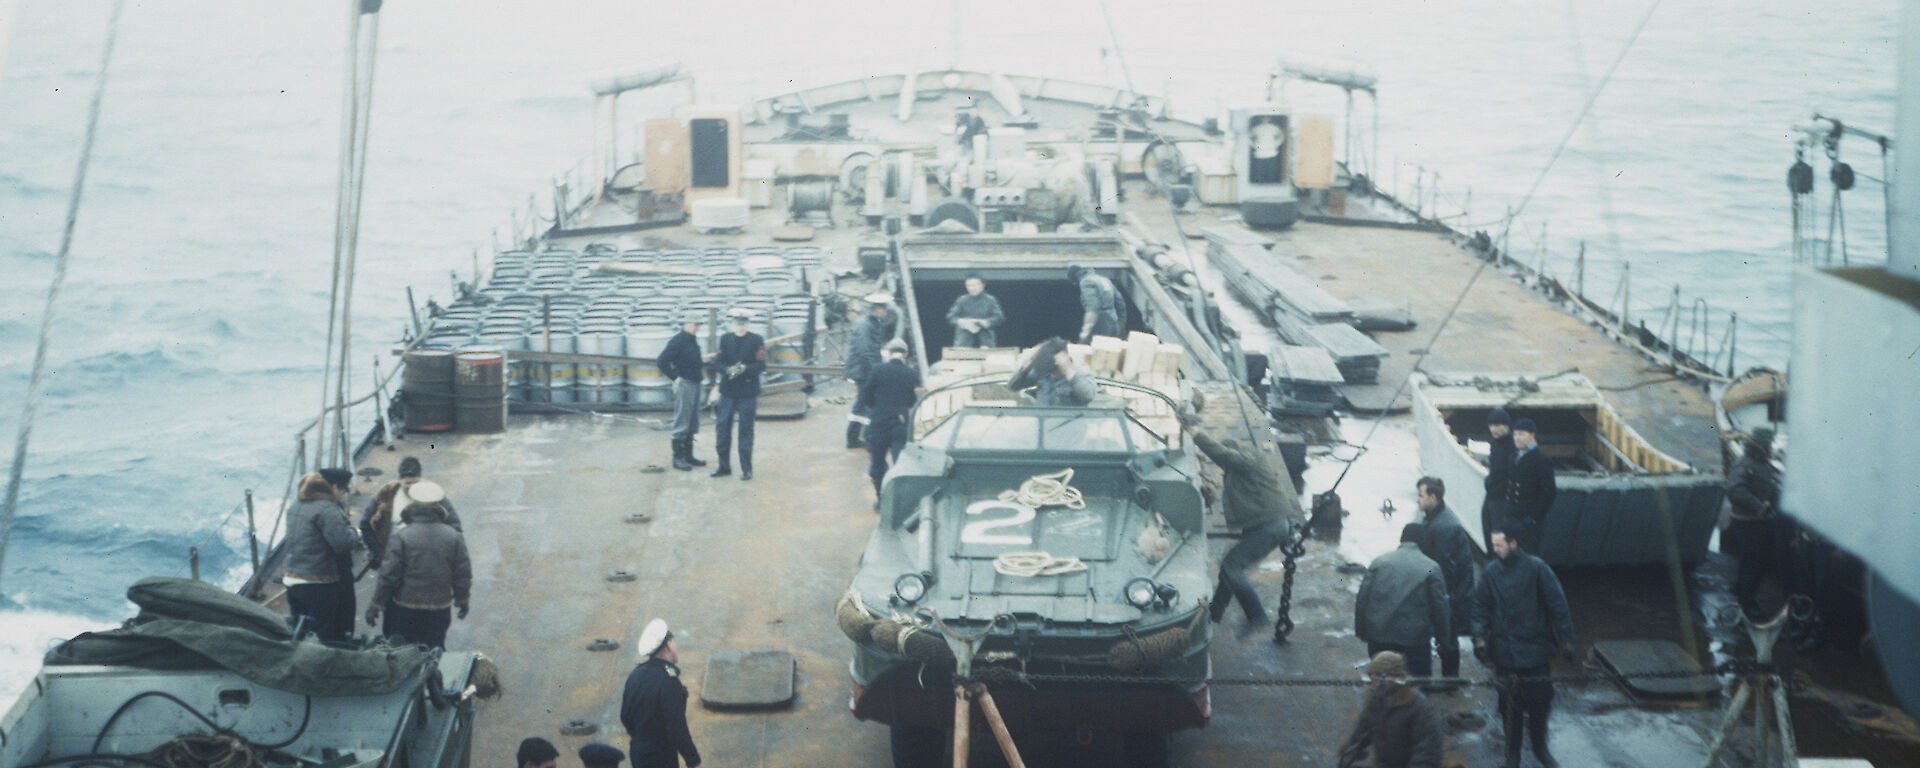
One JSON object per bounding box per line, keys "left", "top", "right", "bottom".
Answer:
{"left": 284, "top": 473, "right": 361, "bottom": 583}
{"left": 371, "top": 502, "right": 472, "bottom": 611}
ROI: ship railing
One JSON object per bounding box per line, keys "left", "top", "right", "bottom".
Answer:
{"left": 1354, "top": 156, "right": 1755, "bottom": 382}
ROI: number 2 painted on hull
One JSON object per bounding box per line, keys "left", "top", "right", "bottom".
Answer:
{"left": 962, "top": 500, "right": 1037, "bottom": 545}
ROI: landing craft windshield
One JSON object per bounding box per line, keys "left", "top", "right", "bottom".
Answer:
{"left": 925, "top": 409, "right": 1167, "bottom": 453}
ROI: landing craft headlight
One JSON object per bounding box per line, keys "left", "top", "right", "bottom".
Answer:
{"left": 892, "top": 572, "right": 932, "bottom": 604}
{"left": 1124, "top": 577, "right": 1159, "bottom": 609}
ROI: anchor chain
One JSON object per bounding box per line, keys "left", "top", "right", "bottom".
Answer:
{"left": 1271, "top": 528, "right": 1308, "bottom": 642}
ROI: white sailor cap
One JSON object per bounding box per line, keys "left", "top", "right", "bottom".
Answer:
{"left": 637, "top": 618, "right": 673, "bottom": 659}
{"left": 397, "top": 480, "right": 445, "bottom": 510}
{"left": 864, "top": 291, "right": 895, "bottom": 306}
{"left": 680, "top": 311, "right": 707, "bottom": 325}
{"left": 725, "top": 307, "right": 754, "bottom": 323}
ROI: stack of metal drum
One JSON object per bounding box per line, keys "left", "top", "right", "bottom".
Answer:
{"left": 412, "top": 244, "right": 825, "bottom": 421}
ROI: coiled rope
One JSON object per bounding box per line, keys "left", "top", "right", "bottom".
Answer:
{"left": 992, "top": 551, "right": 1088, "bottom": 577}
{"left": 996, "top": 469, "right": 1086, "bottom": 509}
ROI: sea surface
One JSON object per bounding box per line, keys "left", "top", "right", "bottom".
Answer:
{"left": 0, "top": 0, "right": 1897, "bottom": 706}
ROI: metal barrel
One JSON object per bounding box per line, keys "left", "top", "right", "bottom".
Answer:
{"left": 575, "top": 326, "right": 626, "bottom": 404}
{"left": 544, "top": 328, "right": 578, "bottom": 403}
{"left": 624, "top": 323, "right": 675, "bottom": 404}
{"left": 768, "top": 308, "right": 812, "bottom": 383}
{"left": 454, "top": 347, "right": 508, "bottom": 433}
{"left": 402, "top": 347, "right": 457, "bottom": 432}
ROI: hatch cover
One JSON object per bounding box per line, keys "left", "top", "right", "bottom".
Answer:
{"left": 700, "top": 650, "right": 796, "bottom": 710}
{"left": 1591, "top": 639, "right": 1719, "bottom": 700}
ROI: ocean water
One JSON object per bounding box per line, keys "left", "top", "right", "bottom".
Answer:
{"left": 0, "top": 0, "right": 1897, "bottom": 705}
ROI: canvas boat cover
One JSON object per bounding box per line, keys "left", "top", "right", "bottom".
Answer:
{"left": 44, "top": 577, "right": 432, "bottom": 697}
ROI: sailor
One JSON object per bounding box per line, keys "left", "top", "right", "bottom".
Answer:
{"left": 517, "top": 738, "right": 560, "bottom": 768}
{"left": 578, "top": 744, "right": 625, "bottom": 768}
{"left": 1183, "top": 418, "right": 1295, "bottom": 638}
{"left": 284, "top": 467, "right": 360, "bottom": 642}
{"left": 1473, "top": 524, "right": 1576, "bottom": 768}
{"left": 708, "top": 307, "right": 766, "bottom": 480}
{"left": 621, "top": 619, "right": 703, "bottom": 768}
{"left": 1481, "top": 407, "right": 1516, "bottom": 552}
{"left": 1505, "top": 418, "right": 1556, "bottom": 553}
{"left": 842, "top": 292, "right": 900, "bottom": 449}
{"left": 945, "top": 272, "right": 1005, "bottom": 348}
{"left": 361, "top": 455, "right": 462, "bottom": 569}
{"left": 364, "top": 480, "right": 471, "bottom": 649}
{"left": 1354, "top": 522, "right": 1451, "bottom": 680}
{"left": 1008, "top": 337, "right": 1097, "bottom": 407}
{"left": 658, "top": 312, "right": 709, "bottom": 472}
{"left": 1725, "top": 427, "right": 1783, "bottom": 619}
{"left": 1067, "top": 263, "right": 1125, "bottom": 342}
{"left": 1336, "top": 651, "right": 1445, "bottom": 768}
{"left": 862, "top": 339, "right": 921, "bottom": 510}
{"left": 1413, "top": 477, "right": 1476, "bottom": 686}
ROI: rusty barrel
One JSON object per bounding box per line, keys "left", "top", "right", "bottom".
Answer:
{"left": 454, "top": 347, "right": 508, "bottom": 433}
{"left": 402, "top": 347, "right": 457, "bottom": 433}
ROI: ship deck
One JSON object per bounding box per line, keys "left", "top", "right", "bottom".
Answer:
{"left": 327, "top": 179, "right": 1788, "bottom": 766}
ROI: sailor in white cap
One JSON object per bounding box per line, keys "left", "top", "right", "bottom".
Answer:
{"left": 657, "top": 312, "right": 710, "bottom": 471}
{"left": 707, "top": 308, "right": 766, "bottom": 480}
{"left": 365, "top": 479, "right": 471, "bottom": 649}
{"left": 620, "top": 619, "right": 702, "bottom": 768}
{"left": 841, "top": 292, "right": 899, "bottom": 449}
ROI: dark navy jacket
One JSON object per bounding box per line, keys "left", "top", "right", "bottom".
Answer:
{"left": 862, "top": 358, "right": 922, "bottom": 424}
{"left": 656, "top": 330, "right": 703, "bottom": 382}
{"left": 621, "top": 658, "right": 701, "bottom": 767}
{"left": 1472, "top": 550, "right": 1575, "bottom": 670}
{"left": 709, "top": 331, "right": 766, "bottom": 399}
{"left": 1507, "top": 446, "right": 1557, "bottom": 525}
{"left": 1418, "top": 503, "right": 1477, "bottom": 636}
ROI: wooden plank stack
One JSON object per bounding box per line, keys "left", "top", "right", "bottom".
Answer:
{"left": 1201, "top": 224, "right": 1390, "bottom": 384}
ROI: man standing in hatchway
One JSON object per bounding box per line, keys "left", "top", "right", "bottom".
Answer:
{"left": 1355, "top": 522, "right": 1451, "bottom": 680}
{"left": 709, "top": 308, "right": 766, "bottom": 480}
{"left": 621, "top": 619, "right": 702, "bottom": 768}
{"left": 1506, "top": 417, "right": 1556, "bottom": 553}
{"left": 946, "top": 272, "right": 1005, "bottom": 348}
{"left": 658, "top": 312, "right": 708, "bottom": 472}
{"left": 1183, "top": 416, "right": 1295, "bottom": 639}
{"left": 863, "top": 339, "right": 921, "bottom": 511}
{"left": 1481, "top": 407, "right": 1515, "bottom": 551}
{"left": 1414, "top": 477, "right": 1476, "bottom": 687}
{"left": 843, "top": 292, "right": 899, "bottom": 449}
{"left": 1067, "top": 263, "right": 1124, "bottom": 342}
{"left": 1474, "top": 524, "right": 1577, "bottom": 768}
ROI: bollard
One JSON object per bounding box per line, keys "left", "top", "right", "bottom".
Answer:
{"left": 189, "top": 546, "right": 201, "bottom": 581}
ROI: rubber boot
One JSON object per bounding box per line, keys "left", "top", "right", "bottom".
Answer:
{"left": 1529, "top": 716, "right": 1559, "bottom": 768}
{"left": 846, "top": 421, "right": 865, "bottom": 449}
{"left": 685, "top": 435, "right": 707, "bottom": 467}
{"left": 672, "top": 437, "right": 693, "bottom": 471}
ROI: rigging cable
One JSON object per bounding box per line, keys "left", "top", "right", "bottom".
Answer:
{"left": 0, "top": 0, "right": 129, "bottom": 592}
{"left": 1327, "top": 0, "right": 1664, "bottom": 495}
{"left": 1092, "top": 0, "right": 1138, "bottom": 94}
{"left": 314, "top": 0, "right": 384, "bottom": 469}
